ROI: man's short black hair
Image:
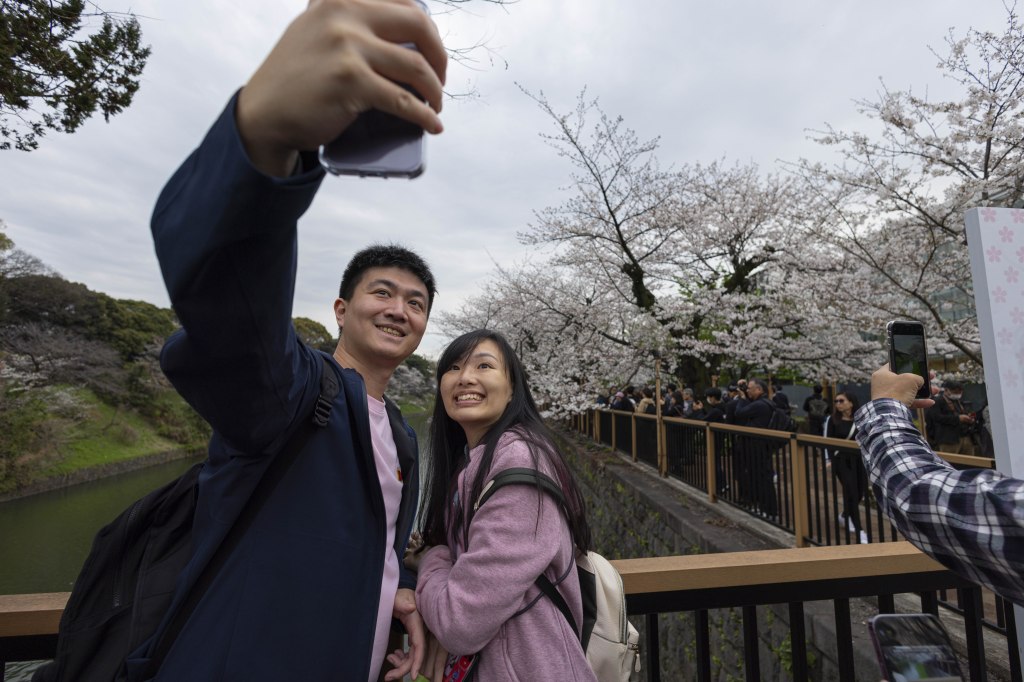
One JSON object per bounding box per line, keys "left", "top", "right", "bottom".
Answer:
{"left": 705, "top": 387, "right": 722, "bottom": 400}
{"left": 339, "top": 244, "right": 437, "bottom": 312}
{"left": 747, "top": 377, "right": 768, "bottom": 393}
{"left": 944, "top": 379, "right": 964, "bottom": 391}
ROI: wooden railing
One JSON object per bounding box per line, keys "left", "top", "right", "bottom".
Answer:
{"left": 578, "top": 408, "right": 994, "bottom": 548}
{"left": 572, "top": 408, "right": 1019, "bottom": 681}
{"left": 0, "top": 544, "right": 1012, "bottom": 681}
{"left": 0, "top": 593, "right": 64, "bottom": 680}
{"left": 615, "top": 542, "right": 1003, "bottom": 681}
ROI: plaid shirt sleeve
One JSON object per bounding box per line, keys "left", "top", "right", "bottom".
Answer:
{"left": 855, "top": 399, "right": 1024, "bottom": 606}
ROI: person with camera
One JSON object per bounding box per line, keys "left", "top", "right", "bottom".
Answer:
{"left": 733, "top": 378, "right": 780, "bottom": 519}
{"left": 856, "top": 366, "right": 1024, "bottom": 605}
{"left": 925, "top": 379, "right": 978, "bottom": 455}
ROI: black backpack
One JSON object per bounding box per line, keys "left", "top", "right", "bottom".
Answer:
{"left": 761, "top": 398, "right": 797, "bottom": 433}
{"left": 807, "top": 397, "right": 829, "bottom": 418}
{"left": 33, "top": 358, "right": 339, "bottom": 682}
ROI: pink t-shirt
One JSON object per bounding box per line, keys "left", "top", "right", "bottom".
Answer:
{"left": 367, "top": 395, "right": 404, "bottom": 681}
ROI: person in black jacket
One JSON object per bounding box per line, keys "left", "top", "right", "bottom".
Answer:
{"left": 925, "top": 380, "right": 978, "bottom": 455}
{"left": 723, "top": 385, "right": 742, "bottom": 424}
{"left": 610, "top": 391, "right": 633, "bottom": 412}
{"left": 694, "top": 388, "right": 728, "bottom": 492}
{"left": 691, "top": 387, "right": 725, "bottom": 423}
{"left": 733, "top": 378, "right": 778, "bottom": 518}
{"left": 803, "top": 385, "right": 830, "bottom": 437}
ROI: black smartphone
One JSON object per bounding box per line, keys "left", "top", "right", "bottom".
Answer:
{"left": 887, "top": 320, "right": 931, "bottom": 400}
{"left": 868, "top": 614, "right": 964, "bottom": 681}
{"left": 318, "top": 0, "right": 428, "bottom": 178}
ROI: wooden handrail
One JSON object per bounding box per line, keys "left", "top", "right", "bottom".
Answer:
{"left": 0, "top": 592, "right": 67, "bottom": 638}
{"left": 598, "top": 407, "right": 996, "bottom": 469}
{"left": 610, "top": 541, "right": 946, "bottom": 595}
{"left": 0, "top": 544, "right": 946, "bottom": 639}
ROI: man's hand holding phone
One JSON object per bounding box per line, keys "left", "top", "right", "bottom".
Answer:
{"left": 236, "top": 0, "right": 447, "bottom": 178}
{"left": 870, "top": 365, "right": 935, "bottom": 410}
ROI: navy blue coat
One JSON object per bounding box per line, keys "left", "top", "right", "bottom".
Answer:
{"left": 127, "top": 96, "right": 419, "bottom": 681}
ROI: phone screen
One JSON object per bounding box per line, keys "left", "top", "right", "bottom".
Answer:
{"left": 888, "top": 321, "right": 930, "bottom": 399}
{"left": 869, "top": 614, "right": 964, "bottom": 682}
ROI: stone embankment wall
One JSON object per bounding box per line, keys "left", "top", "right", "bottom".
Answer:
{"left": 562, "top": 431, "right": 884, "bottom": 682}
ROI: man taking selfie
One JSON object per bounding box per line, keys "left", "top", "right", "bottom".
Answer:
{"left": 129, "top": 1, "right": 448, "bottom": 680}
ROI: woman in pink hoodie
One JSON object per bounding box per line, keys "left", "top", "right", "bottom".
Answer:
{"left": 410, "top": 329, "right": 596, "bottom": 681}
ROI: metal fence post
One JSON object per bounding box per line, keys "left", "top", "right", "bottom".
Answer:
{"left": 791, "top": 435, "right": 809, "bottom": 548}
{"left": 706, "top": 422, "right": 717, "bottom": 503}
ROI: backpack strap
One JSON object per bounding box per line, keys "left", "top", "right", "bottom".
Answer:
{"left": 474, "top": 467, "right": 566, "bottom": 510}
{"left": 536, "top": 571, "right": 580, "bottom": 638}
{"left": 147, "top": 356, "right": 340, "bottom": 674}
{"left": 473, "top": 468, "right": 582, "bottom": 640}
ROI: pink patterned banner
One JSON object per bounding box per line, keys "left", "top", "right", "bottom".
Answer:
{"left": 966, "top": 207, "right": 1024, "bottom": 475}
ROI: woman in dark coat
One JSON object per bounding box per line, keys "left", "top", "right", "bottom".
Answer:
{"left": 824, "top": 392, "right": 868, "bottom": 543}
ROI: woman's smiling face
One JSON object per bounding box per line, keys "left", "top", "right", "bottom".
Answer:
{"left": 440, "top": 339, "right": 514, "bottom": 448}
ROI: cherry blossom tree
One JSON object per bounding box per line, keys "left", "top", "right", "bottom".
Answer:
{"left": 789, "top": 5, "right": 1024, "bottom": 379}
{"left": 439, "top": 93, "right": 878, "bottom": 413}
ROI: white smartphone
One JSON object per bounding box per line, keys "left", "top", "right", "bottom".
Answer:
{"left": 868, "top": 614, "right": 964, "bottom": 682}
{"left": 318, "top": 0, "right": 429, "bottom": 179}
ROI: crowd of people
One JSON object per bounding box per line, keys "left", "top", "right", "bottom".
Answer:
{"left": 600, "top": 377, "right": 795, "bottom": 427}
{"left": 598, "top": 374, "right": 1006, "bottom": 559}
{"left": 600, "top": 378, "right": 797, "bottom": 521}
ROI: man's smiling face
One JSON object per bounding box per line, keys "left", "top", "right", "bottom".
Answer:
{"left": 334, "top": 266, "right": 428, "bottom": 370}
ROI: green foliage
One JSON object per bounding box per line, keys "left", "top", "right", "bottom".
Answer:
{"left": 2, "top": 273, "right": 176, "bottom": 359}
{"left": 0, "top": 232, "right": 207, "bottom": 491}
{"left": 1, "top": 0, "right": 151, "bottom": 150}
{"left": 769, "top": 631, "right": 816, "bottom": 674}
{"left": 404, "top": 352, "right": 434, "bottom": 379}
{"left": 293, "top": 316, "right": 336, "bottom": 353}
{"left": 143, "top": 391, "right": 211, "bottom": 451}
{"left": 40, "top": 389, "right": 181, "bottom": 476}
{"left": 2, "top": 273, "right": 100, "bottom": 326}
{"left": 0, "top": 390, "right": 48, "bottom": 491}
{"left": 91, "top": 295, "right": 177, "bottom": 359}
{"left": 0, "top": 384, "right": 207, "bottom": 492}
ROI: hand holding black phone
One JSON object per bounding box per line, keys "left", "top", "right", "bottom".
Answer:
{"left": 886, "top": 321, "right": 931, "bottom": 400}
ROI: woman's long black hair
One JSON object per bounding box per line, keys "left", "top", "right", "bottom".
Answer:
{"left": 418, "top": 329, "right": 591, "bottom": 555}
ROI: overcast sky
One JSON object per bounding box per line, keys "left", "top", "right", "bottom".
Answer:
{"left": 0, "top": 0, "right": 1015, "bottom": 357}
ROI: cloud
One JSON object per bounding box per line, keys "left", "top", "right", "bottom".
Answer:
{"left": 0, "top": 0, "right": 1014, "bottom": 359}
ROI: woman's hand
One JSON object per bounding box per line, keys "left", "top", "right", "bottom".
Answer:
{"left": 423, "top": 631, "right": 450, "bottom": 681}
{"left": 404, "top": 531, "right": 430, "bottom": 572}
